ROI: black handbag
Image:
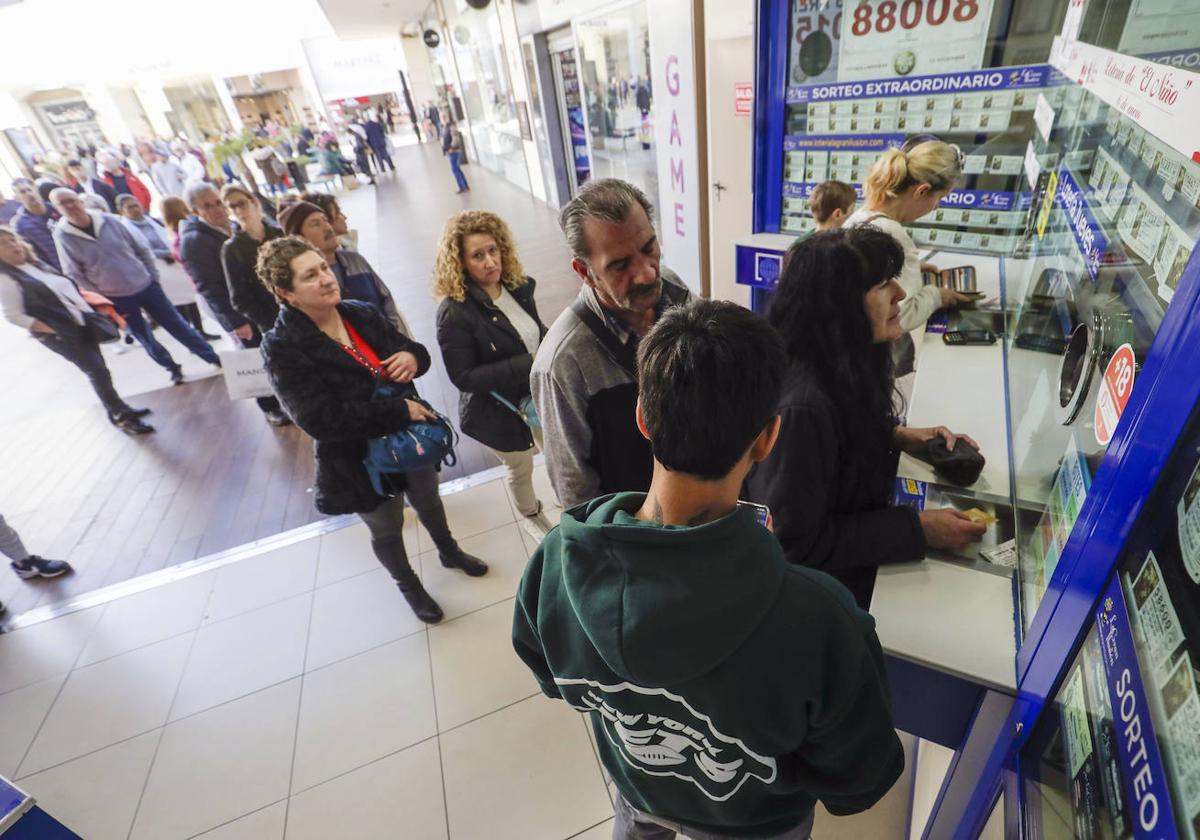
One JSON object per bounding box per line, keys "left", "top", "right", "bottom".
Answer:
{"left": 83, "top": 311, "right": 120, "bottom": 344}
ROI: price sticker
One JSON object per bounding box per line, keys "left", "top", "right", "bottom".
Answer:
{"left": 1094, "top": 343, "right": 1136, "bottom": 446}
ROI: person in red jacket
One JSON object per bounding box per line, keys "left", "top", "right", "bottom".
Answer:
{"left": 96, "top": 150, "right": 152, "bottom": 213}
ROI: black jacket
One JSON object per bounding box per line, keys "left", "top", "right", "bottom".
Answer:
{"left": 261, "top": 301, "right": 433, "bottom": 516}
{"left": 744, "top": 362, "right": 926, "bottom": 610}
{"left": 435, "top": 279, "right": 546, "bottom": 452}
{"left": 72, "top": 179, "right": 118, "bottom": 212}
{"left": 179, "top": 216, "right": 247, "bottom": 331}
{"left": 222, "top": 222, "right": 284, "bottom": 333}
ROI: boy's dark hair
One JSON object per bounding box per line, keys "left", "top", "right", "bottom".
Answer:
{"left": 808, "top": 180, "right": 857, "bottom": 223}
{"left": 637, "top": 299, "right": 785, "bottom": 480}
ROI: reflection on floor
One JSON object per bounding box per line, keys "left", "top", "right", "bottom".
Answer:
{"left": 0, "top": 466, "right": 919, "bottom": 840}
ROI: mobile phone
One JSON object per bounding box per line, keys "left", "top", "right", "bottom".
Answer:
{"left": 736, "top": 500, "right": 771, "bottom": 527}
{"left": 943, "top": 329, "right": 997, "bottom": 346}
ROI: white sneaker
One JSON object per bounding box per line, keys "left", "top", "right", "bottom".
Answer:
{"left": 519, "top": 504, "right": 554, "bottom": 542}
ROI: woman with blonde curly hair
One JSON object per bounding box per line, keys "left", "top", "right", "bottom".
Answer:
{"left": 434, "top": 211, "right": 553, "bottom": 537}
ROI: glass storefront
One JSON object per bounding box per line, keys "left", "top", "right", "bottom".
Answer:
{"left": 441, "top": 0, "right": 530, "bottom": 192}
{"left": 573, "top": 1, "right": 657, "bottom": 201}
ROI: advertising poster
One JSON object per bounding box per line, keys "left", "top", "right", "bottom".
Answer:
{"left": 1130, "top": 553, "right": 1185, "bottom": 678}
{"left": 1179, "top": 460, "right": 1200, "bottom": 583}
{"left": 1160, "top": 655, "right": 1200, "bottom": 827}
{"left": 791, "top": 0, "right": 844, "bottom": 85}
{"left": 1117, "top": 0, "right": 1200, "bottom": 62}
{"left": 836, "top": 0, "right": 995, "bottom": 82}
{"left": 1063, "top": 667, "right": 1096, "bottom": 779}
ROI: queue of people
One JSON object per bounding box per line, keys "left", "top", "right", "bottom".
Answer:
{"left": 0, "top": 130, "right": 985, "bottom": 837}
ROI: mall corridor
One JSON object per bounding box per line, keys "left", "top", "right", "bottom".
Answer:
{"left": 0, "top": 141, "right": 578, "bottom": 616}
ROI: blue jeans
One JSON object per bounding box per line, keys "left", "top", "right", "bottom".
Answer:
{"left": 448, "top": 151, "right": 469, "bottom": 190}
{"left": 111, "top": 281, "right": 219, "bottom": 371}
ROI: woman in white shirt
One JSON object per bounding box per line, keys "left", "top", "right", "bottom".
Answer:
{"left": 433, "top": 211, "right": 553, "bottom": 537}
{"left": 0, "top": 225, "right": 152, "bottom": 434}
{"left": 844, "top": 139, "right": 975, "bottom": 337}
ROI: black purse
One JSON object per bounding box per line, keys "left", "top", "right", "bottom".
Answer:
{"left": 912, "top": 437, "right": 986, "bottom": 486}
{"left": 83, "top": 311, "right": 120, "bottom": 344}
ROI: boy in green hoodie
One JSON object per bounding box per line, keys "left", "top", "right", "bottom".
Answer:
{"left": 513, "top": 299, "right": 904, "bottom": 839}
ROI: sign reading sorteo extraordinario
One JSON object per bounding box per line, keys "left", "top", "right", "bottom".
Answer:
{"left": 786, "top": 62, "right": 1063, "bottom": 104}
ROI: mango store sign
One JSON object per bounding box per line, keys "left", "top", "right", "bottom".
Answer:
{"left": 648, "top": 0, "right": 702, "bottom": 294}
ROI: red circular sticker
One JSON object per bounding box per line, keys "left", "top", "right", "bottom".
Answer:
{"left": 1095, "top": 343, "right": 1136, "bottom": 446}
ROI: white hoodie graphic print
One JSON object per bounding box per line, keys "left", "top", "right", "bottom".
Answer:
{"left": 556, "top": 678, "right": 778, "bottom": 802}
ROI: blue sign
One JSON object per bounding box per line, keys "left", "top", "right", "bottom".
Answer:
{"left": 784, "top": 180, "right": 1013, "bottom": 211}
{"left": 1141, "top": 48, "right": 1200, "bottom": 72}
{"left": 1056, "top": 169, "right": 1109, "bottom": 282}
{"left": 1094, "top": 576, "right": 1179, "bottom": 839}
{"left": 787, "top": 63, "right": 1067, "bottom": 104}
{"left": 784, "top": 133, "right": 905, "bottom": 152}
{"left": 940, "top": 190, "right": 1017, "bottom": 211}
{"left": 0, "top": 776, "right": 32, "bottom": 828}
{"left": 893, "top": 478, "right": 928, "bottom": 512}
{"left": 735, "top": 244, "right": 789, "bottom": 289}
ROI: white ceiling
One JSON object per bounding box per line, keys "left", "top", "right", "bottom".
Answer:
{"left": 315, "top": 0, "right": 429, "bottom": 39}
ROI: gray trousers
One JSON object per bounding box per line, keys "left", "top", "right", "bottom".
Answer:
{"left": 357, "top": 467, "right": 456, "bottom": 580}
{"left": 0, "top": 514, "right": 29, "bottom": 562}
{"left": 612, "top": 792, "right": 813, "bottom": 840}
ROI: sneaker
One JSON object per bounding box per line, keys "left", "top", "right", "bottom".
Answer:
{"left": 519, "top": 502, "right": 554, "bottom": 541}
{"left": 116, "top": 417, "right": 155, "bottom": 436}
{"left": 11, "top": 556, "right": 74, "bottom": 580}
{"left": 263, "top": 408, "right": 293, "bottom": 427}
{"left": 169, "top": 367, "right": 185, "bottom": 386}
{"left": 122, "top": 407, "right": 152, "bottom": 418}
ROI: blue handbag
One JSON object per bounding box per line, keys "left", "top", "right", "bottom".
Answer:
{"left": 364, "top": 379, "right": 458, "bottom": 497}
{"left": 490, "top": 391, "right": 541, "bottom": 431}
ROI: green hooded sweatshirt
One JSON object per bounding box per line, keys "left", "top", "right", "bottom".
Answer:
{"left": 513, "top": 492, "right": 904, "bottom": 838}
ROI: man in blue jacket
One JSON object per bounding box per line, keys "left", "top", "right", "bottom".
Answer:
{"left": 50, "top": 188, "right": 220, "bottom": 385}
{"left": 514, "top": 299, "right": 903, "bottom": 839}
{"left": 363, "top": 113, "right": 396, "bottom": 173}
{"left": 179, "top": 183, "right": 290, "bottom": 425}
{"left": 12, "top": 179, "right": 61, "bottom": 271}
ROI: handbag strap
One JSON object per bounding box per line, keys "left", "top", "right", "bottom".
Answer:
{"left": 489, "top": 391, "right": 522, "bottom": 415}
{"left": 570, "top": 299, "right": 638, "bottom": 377}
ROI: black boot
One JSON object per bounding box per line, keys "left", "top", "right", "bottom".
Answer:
{"left": 396, "top": 568, "right": 443, "bottom": 623}
{"left": 371, "top": 536, "right": 443, "bottom": 623}
{"left": 439, "top": 547, "right": 488, "bottom": 577}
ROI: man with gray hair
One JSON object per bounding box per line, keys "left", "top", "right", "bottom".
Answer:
{"left": 178, "top": 182, "right": 290, "bottom": 424}
{"left": 530, "top": 178, "right": 691, "bottom": 507}
{"left": 51, "top": 187, "right": 220, "bottom": 385}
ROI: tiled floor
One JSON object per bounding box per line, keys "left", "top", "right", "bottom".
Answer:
{"left": 0, "top": 467, "right": 917, "bottom": 839}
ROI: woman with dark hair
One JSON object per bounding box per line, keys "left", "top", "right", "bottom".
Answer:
{"left": 745, "top": 227, "right": 985, "bottom": 609}
{"left": 257, "top": 236, "right": 487, "bottom": 624}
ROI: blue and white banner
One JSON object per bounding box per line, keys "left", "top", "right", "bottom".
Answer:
{"left": 786, "top": 63, "right": 1066, "bottom": 104}
{"left": 784, "top": 180, "right": 1015, "bottom": 211}
{"left": 1056, "top": 169, "right": 1109, "bottom": 282}
{"left": 1095, "top": 575, "right": 1180, "bottom": 839}
{"left": 783, "top": 181, "right": 866, "bottom": 199}
{"left": 940, "top": 190, "right": 1017, "bottom": 211}
{"left": 784, "top": 133, "right": 905, "bottom": 152}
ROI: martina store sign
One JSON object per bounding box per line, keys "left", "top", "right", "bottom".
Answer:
{"left": 786, "top": 63, "right": 1063, "bottom": 104}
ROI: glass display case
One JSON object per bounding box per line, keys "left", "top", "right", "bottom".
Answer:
{"left": 1006, "top": 78, "right": 1200, "bottom": 633}
{"left": 1021, "top": 402, "right": 1200, "bottom": 838}
{"left": 776, "top": 0, "right": 1070, "bottom": 249}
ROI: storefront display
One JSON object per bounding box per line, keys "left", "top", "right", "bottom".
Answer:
{"left": 742, "top": 0, "right": 1200, "bottom": 835}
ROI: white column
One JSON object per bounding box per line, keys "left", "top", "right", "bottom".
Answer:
{"left": 80, "top": 84, "right": 136, "bottom": 146}
{"left": 135, "top": 83, "right": 175, "bottom": 138}
{"left": 211, "top": 73, "right": 244, "bottom": 131}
